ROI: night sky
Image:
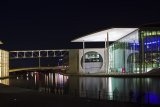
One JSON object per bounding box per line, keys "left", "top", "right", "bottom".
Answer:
{"left": 0, "top": 0, "right": 160, "bottom": 50}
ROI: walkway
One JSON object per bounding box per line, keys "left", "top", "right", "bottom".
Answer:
{"left": 9, "top": 66, "right": 65, "bottom": 72}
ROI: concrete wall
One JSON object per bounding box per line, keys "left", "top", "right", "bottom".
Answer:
{"left": 68, "top": 49, "right": 79, "bottom": 74}
{"left": 79, "top": 48, "right": 105, "bottom": 73}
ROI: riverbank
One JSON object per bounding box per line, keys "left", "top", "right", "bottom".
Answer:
{"left": 63, "top": 68, "right": 160, "bottom": 77}
{"left": 63, "top": 72, "right": 160, "bottom": 77}
{"left": 0, "top": 83, "right": 158, "bottom": 107}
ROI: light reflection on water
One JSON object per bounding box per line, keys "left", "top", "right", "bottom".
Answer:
{"left": 8, "top": 71, "right": 160, "bottom": 104}
{"left": 78, "top": 77, "right": 160, "bottom": 104}
{"left": 0, "top": 78, "right": 9, "bottom": 85}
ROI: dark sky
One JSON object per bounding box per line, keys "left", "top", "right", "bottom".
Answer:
{"left": 0, "top": 0, "right": 160, "bottom": 50}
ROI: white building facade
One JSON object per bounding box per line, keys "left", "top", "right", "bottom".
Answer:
{"left": 0, "top": 50, "right": 9, "bottom": 78}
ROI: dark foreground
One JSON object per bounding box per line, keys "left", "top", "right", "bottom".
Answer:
{"left": 0, "top": 84, "right": 158, "bottom": 107}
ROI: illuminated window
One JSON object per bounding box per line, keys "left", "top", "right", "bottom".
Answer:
{"left": 152, "top": 31, "right": 156, "bottom": 35}
{"left": 81, "top": 51, "right": 103, "bottom": 69}
{"left": 0, "top": 50, "right": 9, "bottom": 78}
{"left": 157, "top": 31, "right": 160, "bottom": 35}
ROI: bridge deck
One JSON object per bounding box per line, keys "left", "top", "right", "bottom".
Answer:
{"left": 9, "top": 66, "right": 64, "bottom": 72}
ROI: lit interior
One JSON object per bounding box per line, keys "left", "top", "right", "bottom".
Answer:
{"left": 0, "top": 50, "right": 9, "bottom": 78}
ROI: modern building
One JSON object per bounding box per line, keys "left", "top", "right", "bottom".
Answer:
{"left": 0, "top": 49, "right": 9, "bottom": 78}
{"left": 0, "top": 41, "right": 9, "bottom": 78}
{"left": 69, "top": 26, "right": 160, "bottom": 74}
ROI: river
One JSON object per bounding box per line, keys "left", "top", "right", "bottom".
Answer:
{"left": 1, "top": 71, "right": 160, "bottom": 105}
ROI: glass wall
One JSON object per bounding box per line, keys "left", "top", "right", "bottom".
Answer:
{"left": 109, "top": 30, "right": 139, "bottom": 73}
{"left": 139, "top": 28, "right": 160, "bottom": 72}
{"left": 109, "top": 27, "right": 160, "bottom": 73}
{"left": 0, "top": 50, "right": 9, "bottom": 78}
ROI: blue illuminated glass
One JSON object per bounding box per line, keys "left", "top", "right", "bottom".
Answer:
{"left": 144, "top": 36, "right": 160, "bottom": 52}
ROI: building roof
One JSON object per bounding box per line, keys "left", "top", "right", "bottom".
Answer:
{"left": 141, "top": 22, "right": 160, "bottom": 27}
{"left": 71, "top": 28, "right": 138, "bottom": 42}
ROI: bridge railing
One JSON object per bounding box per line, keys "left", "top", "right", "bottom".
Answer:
{"left": 9, "top": 50, "right": 69, "bottom": 59}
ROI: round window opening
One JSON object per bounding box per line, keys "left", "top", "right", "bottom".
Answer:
{"left": 81, "top": 51, "right": 103, "bottom": 70}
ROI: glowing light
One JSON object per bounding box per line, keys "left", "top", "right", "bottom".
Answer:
{"left": 0, "top": 78, "right": 9, "bottom": 85}
{"left": 0, "top": 50, "right": 9, "bottom": 78}
{"left": 107, "top": 77, "right": 112, "bottom": 100}
{"left": 34, "top": 74, "right": 37, "bottom": 85}
{"left": 72, "top": 28, "right": 138, "bottom": 42}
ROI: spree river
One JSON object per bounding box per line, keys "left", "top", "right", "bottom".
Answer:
{"left": 1, "top": 71, "right": 160, "bottom": 104}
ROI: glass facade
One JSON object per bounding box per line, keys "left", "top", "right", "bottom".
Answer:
{"left": 0, "top": 50, "right": 9, "bottom": 78}
{"left": 109, "top": 27, "right": 160, "bottom": 73}
{"left": 139, "top": 28, "right": 160, "bottom": 72}
{"left": 109, "top": 30, "right": 139, "bottom": 73}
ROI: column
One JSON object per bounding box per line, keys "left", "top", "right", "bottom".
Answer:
{"left": 104, "top": 37, "right": 106, "bottom": 73}
{"left": 39, "top": 51, "right": 41, "bottom": 68}
{"left": 105, "top": 33, "right": 109, "bottom": 74}
{"left": 107, "top": 32, "right": 109, "bottom": 74}
{"left": 83, "top": 40, "right": 85, "bottom": 73}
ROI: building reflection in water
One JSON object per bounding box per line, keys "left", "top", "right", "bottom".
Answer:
{"left": 35, "top": 72, "right": 69, "bottom": 94}
{"left": 0, "top": 78, "right": 9, "bottom": 85}
{"left": 8, "top": 72, "right": 160, "bottom": 104}
{"left": 78, "top": 77, "right": 160, "bottom": 104}
{"left": 79, "top": 77, "right": 108, "bottom": 98}
{"left": 108, "top": 77, "right": 112, "bottom": 99}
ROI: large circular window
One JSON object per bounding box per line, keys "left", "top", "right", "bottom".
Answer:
{"left": 81, "top": 51, "right": 103, "bottom": 72}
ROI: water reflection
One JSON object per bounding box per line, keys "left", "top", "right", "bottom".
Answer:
{"left": 78, "top": 77, "right": 160, "bottom": 104}
{"left": 40, "top": 72, "right": 67, "bottom": 94}
{"left": 0, "top": 78, "right": 9, "bottom": 85}
{"left": 9, "top": 71, "right": 160, "bottom": 104}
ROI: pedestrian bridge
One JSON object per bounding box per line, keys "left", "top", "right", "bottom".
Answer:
{"left": 9, "top": 49, "right": 69, "bottom": 73}
{"left": 9, "top": 66, "right": 66, "bottom": 72}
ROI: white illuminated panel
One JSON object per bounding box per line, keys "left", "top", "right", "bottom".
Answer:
{"left": 0, "top": 50, "right": 9, "bottom": 78}
{"left": 72, "top": 28, "right": 138, "bottom": 42}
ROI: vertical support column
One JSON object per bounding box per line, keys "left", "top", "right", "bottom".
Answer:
{"left": 54, "top": 51, "right": 56, "bottom": 57}
{"left": 47, "top": 50, "right": 49, "bottom": 57}
{"left": 133, "top": 40, "right": 136, "bottom": 73}
{"left": 83, "top": 40, "right": 85, "bottom": 74}
{"left": 31, "top": 51, "right": 33, "bottom": 58}
{"left": 16, "top": 52, "right": 19, "bottom": 58}
{"left": 107, "top": 32, "right": 109, "bottom": 74}
{"left": 38, "top": 51, "right": 41, "bottom": 68}
{"left": 124, "top": 40, "right": 126, "bottom": 73}
{"left": 104, "top": 37, "right": 107, "bottom": 73}
{"left": 105, "top": 32, "right": 109, "bottom": 74}
{"left": 24, "top": 52, "right": 26, "bottom": 58}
